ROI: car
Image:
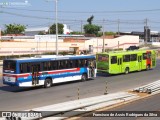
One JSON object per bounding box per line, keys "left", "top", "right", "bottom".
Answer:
{"left": 126, "top": 46, "right": 139, "bottom": 50}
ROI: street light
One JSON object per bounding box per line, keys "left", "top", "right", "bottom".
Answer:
{"left": 55, "top": 0, "right": 58, "bottom": 55}
{"left": 102, "top": 19, "right": 105, "bottom": 52}
{"left": 46, "top": 0, "right": 58, "bottom": 55}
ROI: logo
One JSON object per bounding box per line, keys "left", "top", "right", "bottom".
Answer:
{"left": 2, "top": 112, "right": 11, "bottom": 117}
{"left": 0, "top": 1, "right": 31, "bottom": 7}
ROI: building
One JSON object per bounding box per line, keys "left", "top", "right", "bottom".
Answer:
{"left": 0, "top": 34, "right": 139, "bottom": 56}
{"left": 25, "top": 24, "right": 73, "bottom": 36}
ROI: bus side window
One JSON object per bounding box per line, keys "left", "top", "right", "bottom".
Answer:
{"left": 147, "top": 52, "right": 151, "bottom": 59}
{"left": 72, "top": 60, "right": 77, "bottom": 68}
{"left": 85, "top": 60, "right": 89, "bottom": 67}
{"left": 59, "top": 61, "right": 62, "bottom": 69}
{"left": 111, "top": 56, "right": 117, "bottom": 64}
{"left": 130, "top": 54, "right": 137, "bottom": 61}
{"left": 51, "top": 61, "right": 57, "bottom": 70}
{"left": 123, "top": 55, "right": 130, "bottom": 62}
{"left": 64, "top": 60, "right": 68, "bottom": 69}
{"left": 81, "top": 59, "right": 86, "bottom": 67}
{"left": 76, "top": 60, "right": 80, "bottom": 67}
{"left": 143, "top": 53, "right": 147, "bottom": 60}
{"left": 20, "top": 63, "right": 30, "bottom": 73}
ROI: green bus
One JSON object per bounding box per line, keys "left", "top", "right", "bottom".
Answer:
{"left": 96, "top": 50, "right": 156, "bottom": 74}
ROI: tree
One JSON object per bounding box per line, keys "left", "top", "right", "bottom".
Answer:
{"left": 87, "top": 15, "right": 94, "bottom": 25}
{"left": 4, "top": 24, "right": 26, "bottom": 34}
{"left": 49, "top": 23, "right": 64, "bottom": 34}
{"left": 70, "top": 31, "right": 83, "bottom": 35}
{"left": 38, "top": 31, "right": 45, "bottom": 35}
{"left": 84, "top": 15, "right": 101, "bottom": 36}
{"left": 84, "top": 24, "right": 101, "bottom": 36}
{"left": 1, "top": 30, "right": 5, "bottom": 35}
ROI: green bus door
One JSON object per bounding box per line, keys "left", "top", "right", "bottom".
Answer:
{"left": 118, "top": 58, "right": 122, "bottom": 73}
{"left": 152, "top": 53, "right": 156, "bottom": 67}
{"left": 31, "top": 64, "right": 40, "bottom": 85}
{"left": 138, "top": 55, "right": 142, "bottom": 71}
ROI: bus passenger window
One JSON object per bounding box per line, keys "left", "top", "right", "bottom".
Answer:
{"left": 147, "top": 53, "right": 151, "bottom": 59}
{"left": 111, "top": 56, "right": 117, "bottom": 64}
{"left": 85, "top": 60, "right": 89, "bottom": 67}
{"left": 51, "top": 61, "right": 58, "bottom": 70}
{"left": 123, "top": 55, "right": 130, "bottom": 62}
{"left": 143, "top": 53, "right": 147, "bottom": 60}
{"left": 130, "top": 54, "right": 137, "bottom": 61}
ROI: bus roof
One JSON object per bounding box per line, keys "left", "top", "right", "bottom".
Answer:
{"left": 3, "top": 55, "right": 95, "bottom": 62}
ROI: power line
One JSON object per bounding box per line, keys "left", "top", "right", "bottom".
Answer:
{"left": 0, "top": 10, "right": 53, "bottom": 20}
{"left": 2, "top": 7, "right": 160, "bottom": 13}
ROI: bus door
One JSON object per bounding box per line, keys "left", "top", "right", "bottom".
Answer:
{"left": 138, "top": 55, "right": 142, "bottom": 70}
{"left": 151, "top": 51, "right": 156, "bottom": 67}
{"left": 88, "top": 60, "right": 96, "bottom": 78}
{"left": 146, "top": 51, "right": 151, "bottom": 68}
{"left": 31, "top": 64, "right": 40, "bottom": 85}
{"left": 117, "top": 57, "right": 122, "bottom": 73}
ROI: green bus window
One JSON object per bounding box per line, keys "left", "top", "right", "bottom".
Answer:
{"left": 111, "top": 56, "right": 117, "bottom": 64}
{"left": 123, "top": 55, "right": 130, "bottom": 62}
{"left": 98, "top": 55, "right": 109, "bottom": 62}
{"left": 147, "top": 53, "right": 151, "bottom": 59}
{"left": 130, "top": 54, "right": 137, "bottom": 61}
{"left": 143, "top": 53, "right": 147, "bottom": 60}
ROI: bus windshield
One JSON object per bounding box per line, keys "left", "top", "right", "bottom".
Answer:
{"left": 97, "top": 54, "right": 109, "bottom": 72}
{"left": 3, "top": 60, "right": 16, "bottom": 73}
{"left": 97, "top": 54, "right": 109, "bottom": 62}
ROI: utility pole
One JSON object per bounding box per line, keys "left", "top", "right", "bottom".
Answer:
{"left": 81, "top": 20, "right": 83, "bottom": 34}
{"left": 0, "top": 28, "right": 1, "bottom": 40}
{"left": 118, "top": 19, "right": 120, "bottom": 35}
{"left": 144, "top": 18, "right": 149, "bottom": 45}
{"left": 145, "top": 18, "right": 148, "bottom": 26}
{"left": 55, "top": 0, "right": 58, "bottom": 55}
{"left": 102, "top": 19, "right": 105, "bottom": 52}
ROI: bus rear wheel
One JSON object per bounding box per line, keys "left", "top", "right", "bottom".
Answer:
{"left": 125, "top": 67, "right": 129, "bottom": 74}
{"left": 44, "top": 78, "right": 52, "bottom": 88}
{"left": 81, "top": 74, "right": 87, "bottom": 81}
{"left": 146, "top": 65, "right": 150, "bottom": 70}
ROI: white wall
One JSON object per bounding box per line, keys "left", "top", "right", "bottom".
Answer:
{"left": 85, "top": 35, "right": 139, "bottom": 53}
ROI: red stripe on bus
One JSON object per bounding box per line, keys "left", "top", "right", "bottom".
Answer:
{"left": 47, "top": 68, "right": 80, "bottom": 74}
{"left": 3, "top": 73, "right": 30, "bottom": 78}
{"left": 3, "top": 68, "right": 80, "bottom": 78}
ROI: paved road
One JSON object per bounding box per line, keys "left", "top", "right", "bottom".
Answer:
{"left": 0, "top": 60, "right": 160, "bottom": 111}
{"left": 80, "top": 93, "right": 160, "bottom": 120}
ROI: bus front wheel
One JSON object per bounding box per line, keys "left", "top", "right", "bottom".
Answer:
{"left": 44, "top": 78, "right": 52, "bottom": 88}
{"left": 81, "top": 74, "right": 87, "bottom": 81}
{"left": 125, "top": 68, "right": 129, "bottom": 74}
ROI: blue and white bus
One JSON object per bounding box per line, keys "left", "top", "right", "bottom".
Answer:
{"left": 3, "top": 55, "right": 96, "bottom": 88}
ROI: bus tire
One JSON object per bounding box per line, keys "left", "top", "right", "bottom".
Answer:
{"left": 146, "top": 65, "right": 150, "bottom": 70}
{"left": 81, "top": 73, "right": 87, "bottom": 81}
{"left": 125, "top": 67, "right": 129, "bottom": 74}
{"left": 44, "top": 78, "right": 52, "bottom": 88}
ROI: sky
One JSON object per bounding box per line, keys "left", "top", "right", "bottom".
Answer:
{"left": 0, "top": 0, "right": 160, "bottom": 32}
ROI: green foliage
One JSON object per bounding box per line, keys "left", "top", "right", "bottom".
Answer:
{"left": 105, "top": 31, "right": 116, "bottom": 35}
{"left": 49, "top": 23, "right": 64, "bottom": 34}
{"left": 84, "top": 15, "right": 101, "bottom": 36}
{"left": 96, "top": 31, "right": 116, "bottom": 37}
{"left": 4, "top": 24, "right": 26, "bottom": 34}
{"left": 70, "top": 31, "right": 83, "bottom": 35}
{"left": 84, "top": 24, "right": 101, "bottom": 36}
{"left": 1, "top": 31, "right": 5, "bottom": 35}
{"left": 38, "top": 31, "right": 45, "bottom": 35}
